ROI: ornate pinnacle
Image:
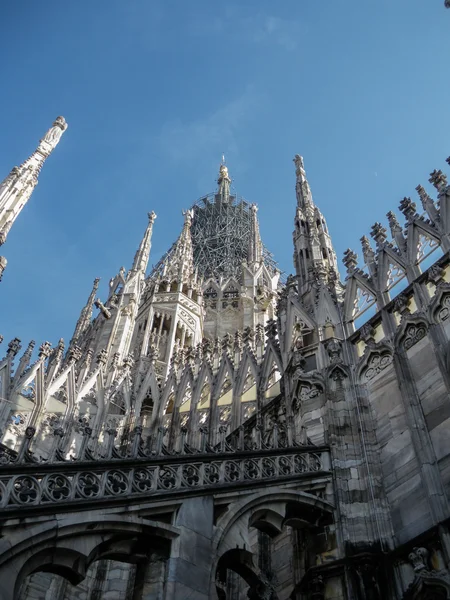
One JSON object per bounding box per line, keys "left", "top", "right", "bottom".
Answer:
{"left": 255, "top": 324, "right": 265, "bottom": 347}
{"left": 122, "top": 354, "right": 134, "bottom": 371}
{"left": 68, "top": 344, "right": 82, "bottom": 364}
{"left": 38, "top": 341, "right": 52, "bottom": 359}
{"left": 96, "top": 348, "right": 108, "bottom": 366}
{"left": 342, "top": 248, "right": 358, "bottom": 273}
{"left": 415, "top": 184, "right": 431, "bottom": 210}
{"left": 7, "top": 338, "right": 21, "bottom": 356}
{"left": 293, "top": 154, "right": 314, "bottom": 208}
{"left": 0, "top": 118, "right": 68, "bottom": 247}
{"left": 234, "top": 330, "right": 242, "bottom": 353}
{"left": 361, "top": 235, "right": 374, "bottom": 255}
{"left": 265, "top": 319, "right": 278, "bottom": 339}
{"left": 399, "top": 197, "right": 417, "bottom": 221}
{"left": 23, "top": 340, "right": 36, "bottom": 360}
{"left": 221, "top": 333, "right": 232, "bottom": 353}
{"left": 386, "top": 211, "right": 401, "bottom": 233}
{"left": 242, "top": 326, "right": 254, "bottom": 347}
{"left": 370, "top": 223, "right": 387, "bottom": 247}
{"left": 248, "top": 203, "right": 262, "bottom": 263}
{"left": 429, "top": 169, "right": 448, "bottom": 192}
{"left": 131, "top": 212, "right": 157, "bottom": 273}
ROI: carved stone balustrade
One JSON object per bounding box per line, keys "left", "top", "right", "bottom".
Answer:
{"left": 0, "top": 446, "right": 330, "bottom": 516}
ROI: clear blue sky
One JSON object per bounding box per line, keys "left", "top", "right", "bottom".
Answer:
{"left": 0, "top": 1, "right": 449, "bottom": 351}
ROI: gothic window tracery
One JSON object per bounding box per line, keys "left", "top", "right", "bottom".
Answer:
{"left": 361, "top": 350, "right": 393, "bottom": 382}
{"left": 436, "top": 294, "right": 450, "bottom": 322}
{"left": 401, "top": 322, "right": 428, "bottom": 351}
{"left": 199, "top": 382, "right": 211, "bottom": 407}
{"left": 417, "top": 233, "right": 440, "bottom": 265}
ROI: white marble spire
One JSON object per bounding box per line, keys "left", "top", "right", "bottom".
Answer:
{"left": 0, "top": 116, "right": 68, "bottom": 245}
{"left": 131, "top": 211, "right": 157, "bottom": 273}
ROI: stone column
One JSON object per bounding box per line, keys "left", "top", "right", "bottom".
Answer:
{"left": 133, "top": 554, "right": 167, "bottom": 600}
{"left": 163, "top": 496, "right": 214, "bottom": 599}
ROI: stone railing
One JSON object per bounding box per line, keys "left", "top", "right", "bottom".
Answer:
{"left": 0, "top": 447, "right": 330, "bottom": 513}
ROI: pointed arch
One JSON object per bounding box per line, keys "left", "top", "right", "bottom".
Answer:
{"left": 193, "top": 361, "right": 214, "bottom": 407}
{"left": 177, "top": 368, "right": 194, "bottom": 413}
{"left": 213, "top": 354, "right": 235, "bottom": 403}
{"left": 406, "top": 220, "right": 441, "bottom": 266}
{"left": 343, "top": 273, "right": 377, "bottom": 325}
{"left": 428, "top": 283, "right": 450, "bottom": 324}
{"left": 260, "top": 344, "right": 283, "bottom": 402}
{"left": 356, "top": 342, "right": 394, "bottom": 383}
{"left": 291, "top": 374, "right": 324, "bottom": 414}
{"left": 394, "top": 314, "right": 429, "bottom": 352}
{"left": 158, "top": 372, "right": 177, "bottom": 422}
{"left": 235, "top": 348, "right": 259, "bottom": 398}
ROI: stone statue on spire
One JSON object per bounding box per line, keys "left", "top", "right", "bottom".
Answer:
{"left": 41, "top": 117, "right": 67, "bottom": 153}
{"left": 217, "top": 158, "right": 232, "bottom": 200}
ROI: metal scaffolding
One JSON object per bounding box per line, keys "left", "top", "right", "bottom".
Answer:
{"left": 149, "top": 191, "right": 280, "bottom": 282}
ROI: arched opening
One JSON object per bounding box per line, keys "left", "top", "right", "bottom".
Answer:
{"left": 16, "top": 533, "right": 172, "bottom": 600}
{"left": 215, "top": 547, "right": 277, "bottom": 600}
{"left": 214, "top": 494, "right": 336, "bottom": 600}
{"left": 18, "top": 559, "right": 136, "bottom": 600}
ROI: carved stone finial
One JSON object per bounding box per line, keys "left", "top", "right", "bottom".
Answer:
{"left": 242, "top": 326, "right": 254, "bottom": 347}
{"left": 343, "top": 248, "right": 358, "bottom": 273}
{"left": 221, "top": 333, "right": 232, "bottom": 353}
{"left": 39, "top": 116, "right": 68, "bottom": 155}
{"left": 68, "top": 344, "right": 82, "bottom": 364}
{"left": 415, "top": 184, "right": 427, "bottom": 202}
{"left": 392, "top": 293, "right": 410, "bottom": 316}
{"left": 386, "top": 211, "right": 402, "bottom": 235}
{"left": 111, "top": 352, "right": 120, "bottom": 369}
{"left": 360, "top": 236, "right": 376, "bottom": 263}
{"left": 38, "top": 341, "right": 52, "bottom": 359}
{"left": 370, "top": 223, "right": 387, "bottom": 247}
{"left": 96, "top": 348, "right": 108, "bottom": 366}
{"left": 7, "top": 337, "right": 21, "bottom": 357}
{"left": 234, "top": 330, "right": 242, "bottom": 353}
{"left": 182, "top": 208, "right": 194, "bottom": 228}
{"left": 293, "top": 154, "right": 305, "bottom": 172}
{"left": 265, "top": 319, "right": 278, "bottom": 340}
{"left": 429, "top": 169, "right": 448, "bottom": 192}
{"left": 359, "top": 323, "right": 375, "bottom": 342}
{"left": 408, "top": 546, "right": 429, "bottom": 572}
{"left": 428, "top": 264, "right": 445, "bottom": 285}
{"left": 399, "top": 197, "right": 417, "bottom": 221}
{"left": 122, "top": 354, "right": 134, "bottom": 370}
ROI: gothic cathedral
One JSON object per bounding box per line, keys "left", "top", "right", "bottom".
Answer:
{"left": 1, "top": 117, "right": 450, "bottom": 600}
